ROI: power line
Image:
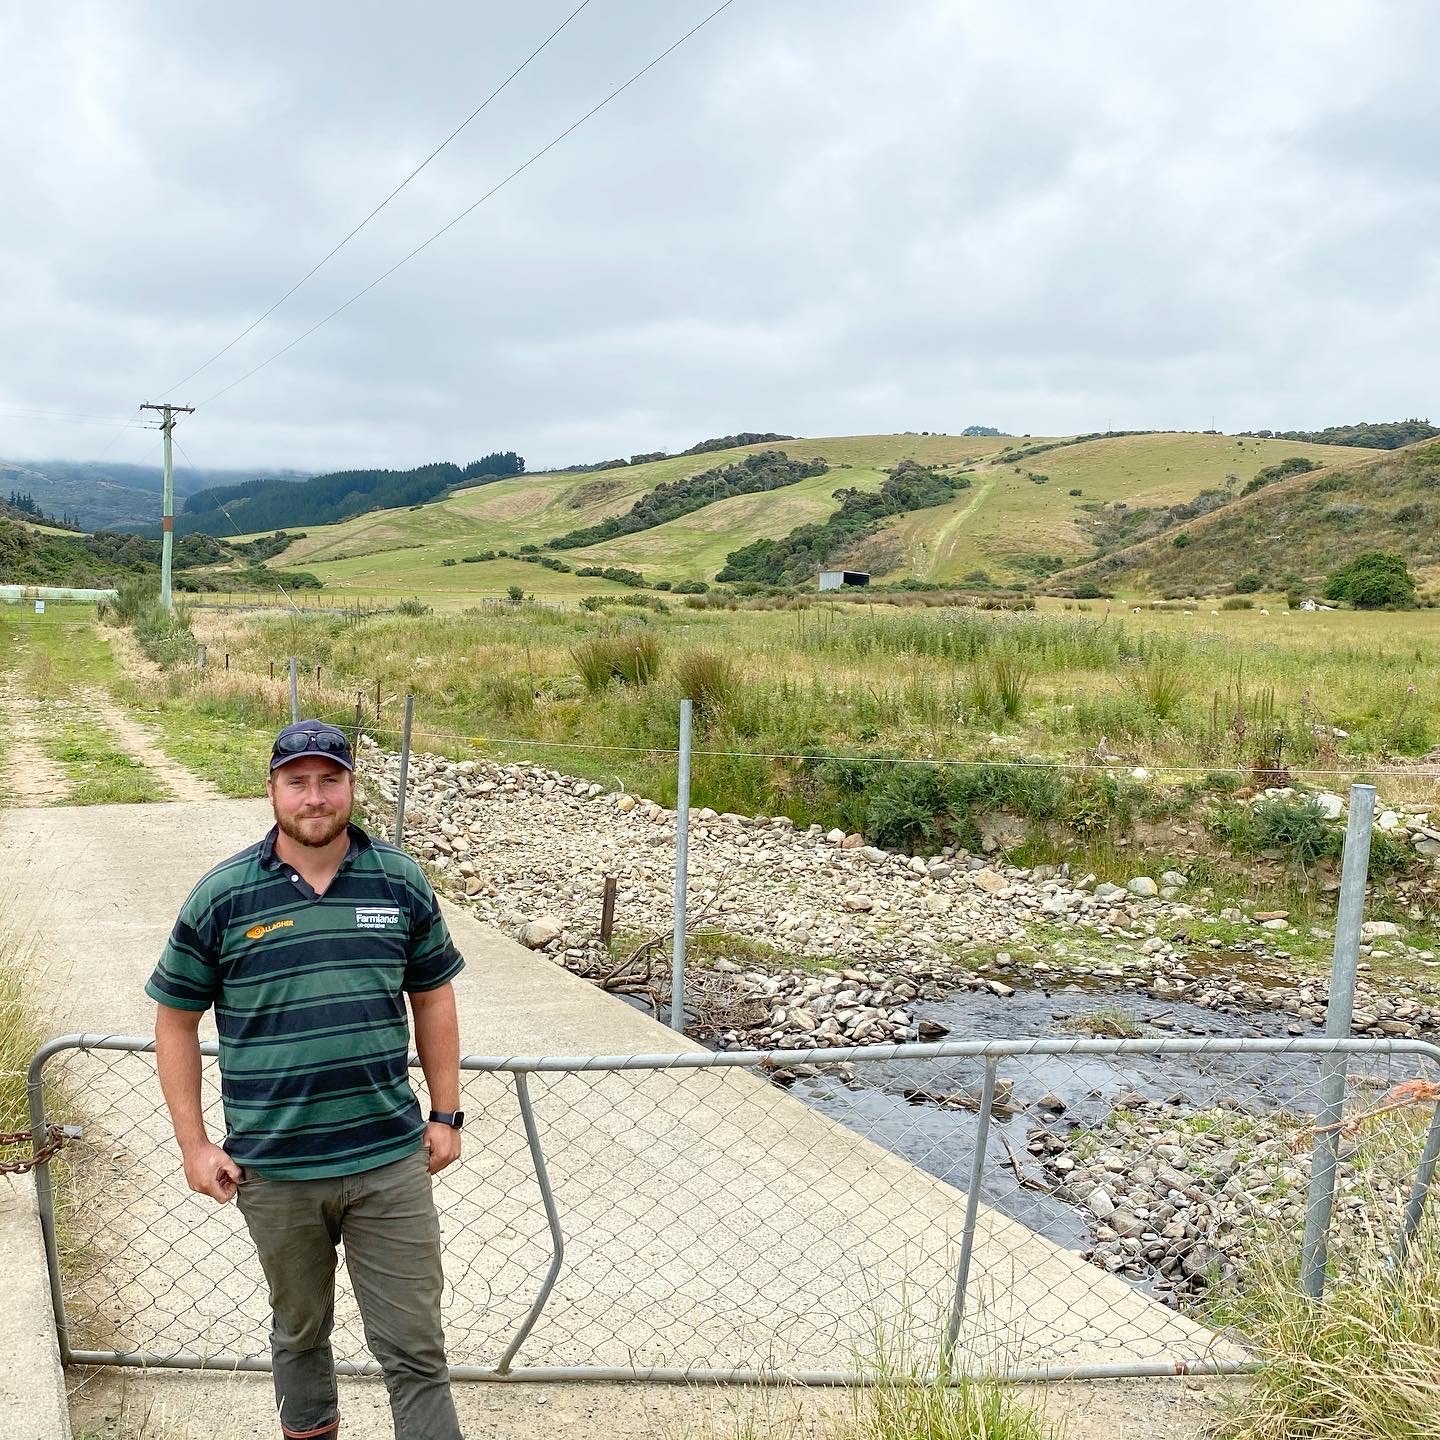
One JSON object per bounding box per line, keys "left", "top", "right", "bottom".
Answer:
{"left": 197, "top": 0, "right": 738, "bottom": 409}
{"left": 163, "top": 1, "right": 596, "bottom": 396}
{"left": 168, "top": 431, "right": 304, "bottom": 616}
{"left": 0, "top": 403, "right": 155, "bottom": 430}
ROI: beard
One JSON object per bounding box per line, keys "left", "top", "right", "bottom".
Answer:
{"left": 274, "top": 801, "right": 352, "bottom": 849}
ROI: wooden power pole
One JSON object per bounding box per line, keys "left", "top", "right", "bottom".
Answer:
{"left": 140, "top": 402, "right": 195, "bottom": 612}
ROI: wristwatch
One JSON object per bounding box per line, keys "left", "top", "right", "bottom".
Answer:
{"left": 428, "top": 1109, "right": 465, "bottom": 1129}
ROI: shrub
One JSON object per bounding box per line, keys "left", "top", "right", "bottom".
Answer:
{"left": 653, "top": 579, "right": 672, "bottom": 591}
{"left": 866, "top": 764, "right": 946, "bottom": 850}
{"left": 1323, "top": 550, "right": 1417, "bottom": 608}
{"left": 673, "top": 649, "right": 740, "bottom": 718}
{"left": 506, "top": 584, "right": 525, "bottom": 604}
{"left": 1172, "top": 533, "right": 1192, "bottom": 548}
{"left": 396, "top": 597, "right": 431, "bottom": 616}
{"left": 1235, "top": 573, "right": 1264, "bottom": 593}
{"left": 1222, "top": 597, "right": 1254, "bottom": 610}
{"left": 441, "top": 557, "right": 457, "bottom": 567}
{"left": 672, "top": 579, "right": 709, "bottom": 595}
{"left": 460, "top": 552, "right": 495, "bottom": 563}
{"left": 1068, "top": 488, "right": 1082, "bottom": 496}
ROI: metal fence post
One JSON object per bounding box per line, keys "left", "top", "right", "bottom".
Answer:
{"left": 394, "top": 694, "right": 415, "bottom": 846}
{"left": 288, "top": 656, "right": 299, "bottom": 724}
{"left": 942, "top": 1057, "right": 998, "bottom": 1369}
{"left": 670, "top": 698, "right": 693, "bottom": 1031}
{"left": 26, "top": 1049, "right": 71, "bottom": 1364}
{"left": 1390, "top": 1096, "right": 1440, "bottom": 1272}
{"left": 1300, "top": 783, "right": 1376, "bottom": 1298}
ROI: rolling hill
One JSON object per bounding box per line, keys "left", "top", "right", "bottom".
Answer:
{"left": 1053, "top": 439, "right": 1440, "bottom": 597}
{"left": 246, "top": 430, "right": 1378, "bottom": 595}
{"left": 0, "top": 458, "right": 309, "bottom": 533}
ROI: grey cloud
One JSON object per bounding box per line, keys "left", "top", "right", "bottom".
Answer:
{"left": 1, "top": 0, "right": 1437, "bottom": 472}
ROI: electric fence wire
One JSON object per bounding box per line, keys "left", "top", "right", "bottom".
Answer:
{"left": 195, "top": 0, "right": 738, "bottom": 409}
{"left": 227, "top": 696, "right": 1440, "bottom": 784}
{"left": 162, "top": 0, "right": 596, "bottom": 396}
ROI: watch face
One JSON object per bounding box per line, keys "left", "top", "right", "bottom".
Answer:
{"left": 452, "top": 1111, "right": 465, "bottom": 1129}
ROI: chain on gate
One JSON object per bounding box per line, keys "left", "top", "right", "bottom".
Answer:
{"left": 0, "top": 1125, "right": 68, "bottom": 1176}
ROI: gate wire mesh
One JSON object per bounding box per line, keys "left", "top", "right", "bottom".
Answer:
{"left": 28, "top": 1035, "right": 1440, "bottom": 1383}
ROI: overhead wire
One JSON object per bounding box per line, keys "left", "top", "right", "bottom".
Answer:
{"left": 0, "top": 403, "right": 155, "bottom": 430}
{"left": 196, "top": 0, "right": 739, "bottom": 409}
{"left": 162, "top": 0, "right": 597, "bottom": 396}
{"left": 169, "top": 431, "right": 304, "bottom": 615}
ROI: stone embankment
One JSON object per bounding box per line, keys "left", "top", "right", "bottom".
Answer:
{"left": 361, "top": 744, "right": 1440, "bottom": 1308}
{"left": 359, "top": 743, "right": 1440, "bottom": 1051}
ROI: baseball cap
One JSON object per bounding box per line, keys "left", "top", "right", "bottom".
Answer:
{"left": 270, "top": 719, "right": 355, "bottom": 774}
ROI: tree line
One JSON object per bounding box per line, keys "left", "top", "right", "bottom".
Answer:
{"left": 547, "top": 451, "right": 827, "bottom": 550}
{"left": 717, "top": 460, "right": 970, "bottom": 585}
{"left": 176, "top": 451, "right": 523, "bottom": 536}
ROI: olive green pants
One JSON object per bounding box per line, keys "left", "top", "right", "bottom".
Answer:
{"left": 236, "top": 1149, "right": 461, "bottom": 1440}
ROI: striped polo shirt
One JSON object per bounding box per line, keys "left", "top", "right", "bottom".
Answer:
{"left": 145, "top": 823, "right": 465, "bottom": 1180}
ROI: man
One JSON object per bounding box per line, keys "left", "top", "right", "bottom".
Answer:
{"left": 147, "top": 719, "right": 466, "bottom": 1440}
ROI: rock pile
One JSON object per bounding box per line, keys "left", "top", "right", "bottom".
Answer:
{"left": 1029, "top": 1093, "right": 1411, "bottom": 1306}
{"left": 357, "top": 742, "right": 1440, "bottom": 1050}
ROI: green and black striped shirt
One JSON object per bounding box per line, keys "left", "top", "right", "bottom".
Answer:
{"left": 146, "top": 823, "right": 464, "bottom": 1180}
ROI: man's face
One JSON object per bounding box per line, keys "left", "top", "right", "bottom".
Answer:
{"left": 267, "top": 756, "right": 355, "bottom": 849}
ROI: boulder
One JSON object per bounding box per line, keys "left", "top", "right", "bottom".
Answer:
{"left": 516, "top": 916, "right": 563, "bottom": 949}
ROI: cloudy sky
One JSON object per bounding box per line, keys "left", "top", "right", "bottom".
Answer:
{"left": 1, "top": 0, "right": 1437, "bottom": 473}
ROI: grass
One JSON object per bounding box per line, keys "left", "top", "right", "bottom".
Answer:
{"left": 41, "top": 717, "right": 169, "bottom": 805}
{"left": 1056, "top": 1006, "right": 1147, "bottom": 1039}
{"left": 887, "top": 433, "right": 1378, "bottom": 586}
{"left": 113, "top": 682, "right": 271, "bottom": 797}
{"left": 0, "top": 898, "right": 44, "bottom": 1133}
{"left": 1214, "top": 1222, "right": 1440, "bottom": 1437}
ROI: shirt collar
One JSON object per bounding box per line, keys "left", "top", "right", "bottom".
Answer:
{"left": 259, "top": 822, "right": 372, "bottom": 872}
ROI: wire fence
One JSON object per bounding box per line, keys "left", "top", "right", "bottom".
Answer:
{"left": 27, "top": 1034, "right": 1440, "bottom": 1384}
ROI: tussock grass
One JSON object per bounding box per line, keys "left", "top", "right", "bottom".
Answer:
{"left": 1215, "top": 1231, "right": 1440, "bottom": 1439}
{"left": 675, "top": 648, "right": 742, "bottom": 718}
{"left": 572, "top": 630, "right": 662, "bottom": 693}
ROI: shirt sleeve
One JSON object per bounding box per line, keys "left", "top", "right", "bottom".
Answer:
{"left": 145, "top": 885, "right": 222, "bottom": 1012}
{"left": 404, "top": 868, "right": 465, "bottom": 993}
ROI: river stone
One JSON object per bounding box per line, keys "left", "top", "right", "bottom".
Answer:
{"left": 1087, "top": 1188, "right": 1115, "bottom": 1220}
{"left": 615, "top": 794, "right": 637, "bottom": 814}
{"left": 1360, "top": 920, "right": 1403, "bottom": 940}
{"left": 1127, "top": 877, "right": 1159, "bottom": 898}
{"left": 972, "top": 868, "right": 1009, "bottom": 896}
{"left": 517, "top": 916, "right": 563, "bottom": 949}
{"left": 1094, "top": 882, "right": 1126, "bottom": 900}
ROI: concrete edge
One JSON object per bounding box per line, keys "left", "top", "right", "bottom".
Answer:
{"left": 0, "top": 1173, "right": 71, "bottom": 1440}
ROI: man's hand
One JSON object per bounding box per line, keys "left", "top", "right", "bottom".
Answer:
{"left": 423, "top": 1121, "right": 462, "bottom": 1175}
{"left": 181, "top": 1140, "right": 243, "bottom": 1203}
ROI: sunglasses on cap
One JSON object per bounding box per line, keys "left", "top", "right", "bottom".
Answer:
{"left": 273, "top": 729, "right": 350, "bottom": 757}
{"left": 270, "top": 728, "right": 354, "bottom": 770}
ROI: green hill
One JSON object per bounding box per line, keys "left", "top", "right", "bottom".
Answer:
{"left": 1054, "top": 440, "right": 1440, "bottom": 597}
{"left": 0, "top": 458, "right": 308, "bottom": 533}
{"left": 260, "top": 430, "right": 1377, "bottom": 595}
